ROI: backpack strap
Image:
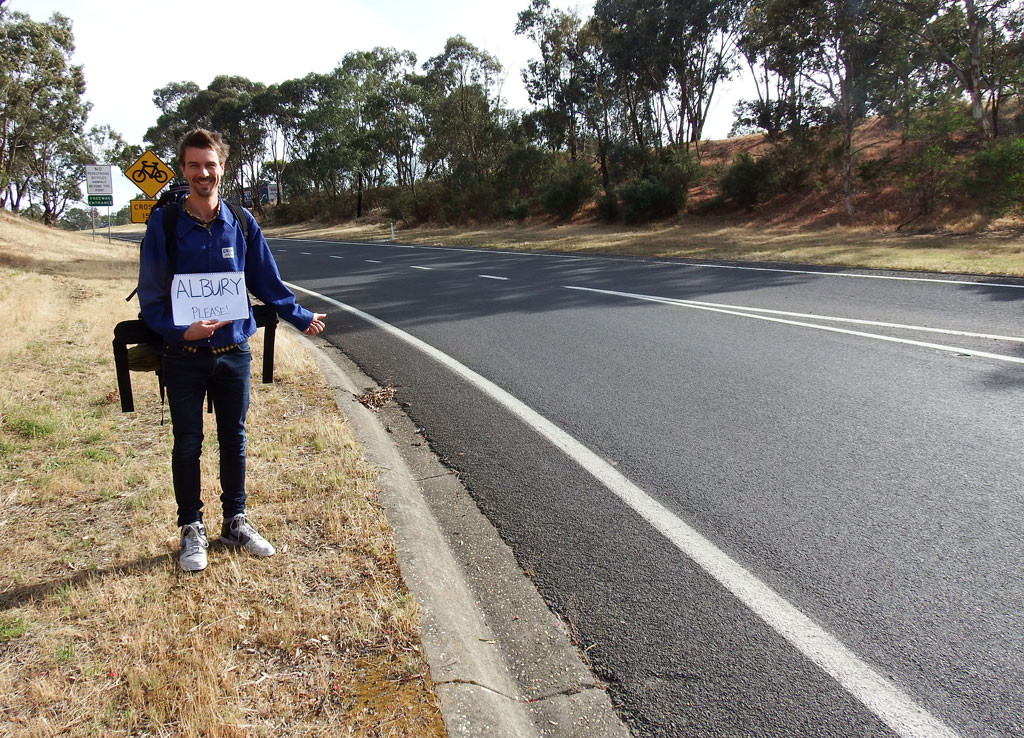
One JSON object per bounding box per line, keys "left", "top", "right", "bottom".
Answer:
{"left": 162, "top": 201, "right": 179, "bottom": 275}
{"left": 224, "top": 201, "right": 250, "bottom": 243}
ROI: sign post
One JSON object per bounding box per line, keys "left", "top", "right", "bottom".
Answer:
{"left": 86, "top": 165, "right": 114, "bottom": 241}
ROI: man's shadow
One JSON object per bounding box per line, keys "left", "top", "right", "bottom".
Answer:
{"left": 0, "top": 554, "right": 175, "bottom": 611}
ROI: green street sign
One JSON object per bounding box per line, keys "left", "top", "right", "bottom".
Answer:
{"left": 88, "top": 194, "right": 113, "bottom": 206}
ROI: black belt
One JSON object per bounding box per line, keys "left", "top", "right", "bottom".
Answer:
{"left": 177, "top": 342, "right": 240, "bottom": 355}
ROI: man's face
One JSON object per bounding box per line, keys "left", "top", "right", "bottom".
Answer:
{"left": 181, "top": 146, "right": 223, "bottom": 199}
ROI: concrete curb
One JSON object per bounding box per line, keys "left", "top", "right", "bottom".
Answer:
{"left": 300, "top": 333, "right": 630, "bottom": 738}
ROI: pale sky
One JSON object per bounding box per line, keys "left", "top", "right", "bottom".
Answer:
{"left": 15, "top": 0, "right": 746, "bottom": 209}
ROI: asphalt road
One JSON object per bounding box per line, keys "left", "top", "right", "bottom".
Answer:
{"left": 270, "top": 237, "right": 1024, "bottom": 738}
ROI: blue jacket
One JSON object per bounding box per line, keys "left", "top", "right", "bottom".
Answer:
{"left": 137, "top": 198, "right": 314, "bottom": 347}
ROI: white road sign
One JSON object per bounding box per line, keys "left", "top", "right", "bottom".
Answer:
{"left": 85, "top": 165, "right": 113, "bottom": 195}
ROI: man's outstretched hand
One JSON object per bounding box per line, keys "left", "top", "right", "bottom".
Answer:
{"left": 304, "top": 313, "right": 327, "bottom": 336}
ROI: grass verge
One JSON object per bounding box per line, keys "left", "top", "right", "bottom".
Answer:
{"left": 0, "top": 211, "right": 445, "bottom": 737}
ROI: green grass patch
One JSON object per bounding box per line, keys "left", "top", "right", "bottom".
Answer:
{"left": 82, "top": 447, "right": 115, "bottom": 463}
{"left": 0, "top": 615, "right": 29, "bottom": 641}
{"left": 3, "top": 411, "right": 56, "bottom": 440}
{"left": 55, "top": 643, "right": 75, "bottom": 663}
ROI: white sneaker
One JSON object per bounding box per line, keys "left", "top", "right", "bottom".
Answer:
{"left": 179, "top": 522, "right": 209, "bottom": 572}
{"left": 220, "top": 514, "right": 275, "bottom": 557}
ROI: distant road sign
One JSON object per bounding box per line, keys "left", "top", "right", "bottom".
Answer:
{"left": 125, "top": 150, "right": 174, "bottom": 198}
{"left": 88, "top": 194, "right": 114, "bottom": 207}
{"left": 91, "top": 208, "right": 99, "bottom": 219}
{"left": 130, "top": 198, "right": 158, "bottom": 224}
{"left": 86, "top": 165, "right": 113, "bottom": 195}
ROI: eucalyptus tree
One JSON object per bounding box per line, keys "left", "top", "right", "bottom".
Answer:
{"left": 420, "top": 36, "right": 505, "bottom": 170}
{"left": 740, "top": 0, "right": 884, "bottom": 216}
{"left": 663, "top": 0, "right": 746, "bottom": 146}
{"left": 146, "top": 81, "right": 201, "bottom": 162}
{"left": 418, "top": 36, "right": 509, "bottom": 217}
{"left": 578, "top": 17, "right": 621, "bottom": 190}
{"left": 336, "top": 48, "right": 419, "bottom": 215}
{"left": 30, "top": 131, "right": 89, "bottom": 224}
{"left": 985, "top": 3, "right": 1024, "bottom": 136}
{"left": 200, "top": 76, "right": 270, "bottom": 210}
{"left": 888, "top": 0, "right": 1019, "bottom": 138}
{"left": 592, "top": 0, "right": 743, "bottom": 150}
{"left": 292, "top": 70, "right": 356, "bottom": 200}
{"left": 145, "top": 76, "right": 270, "bottom": 210}
{"left": 516, "top": 0, "right": 590, "bottom": 158}
{"left": 253, "top": 84, "right": 288, "bottom": 204}
{"left": 357, "top": 50, "right": 425, "bottom": 190}
{"left": 273, "top": 74, "right": 321, "bottom": 194}
{"left": 0, "top": 8, "right": 90, "bottom": 215}
{"left": 591, "top": 0, "right": 667, "bottom": 150}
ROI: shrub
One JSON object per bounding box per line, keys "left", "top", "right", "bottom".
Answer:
{"left": 539, "top": 161, "right": 595, "bottom": 218}
{"left": 265, "top": 196, "right": 332, "bottom": 224}
{"left": 595, "top": 191, "right": 620, "bottom": 222}
{"left": 618, "top": 177, "right": 683, "bottom": 224}
{"left": 899, "top": 144, "right": 957, "bottom": 216}
{"left": 503, "top": 200, "right": 530, "bottom": 221}
{"left": 968, "top": 136, "right": 1024, "bottom": 214}
{"left": 720, "top": 152, "right": 777, "bottom": 209}
{"left": 612, "top": 150, "right": 694, "bottom": 224}
{"left": 769, "top": 134, "right": 830, "bottom": 193}
{"left": 386, "top": 181, "right": 447, "bottom": 224}
{"left": 856, "top": 155, "right": 896, "bottom": 189}
{"left": 658, "top": 149, "right": 700, "bottom": 191}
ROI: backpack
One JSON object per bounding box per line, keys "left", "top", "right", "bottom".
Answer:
{"left": 112, "top": 187, "right": 279, "bottom": 414}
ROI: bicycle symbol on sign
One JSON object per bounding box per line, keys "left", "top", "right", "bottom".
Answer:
{"left": 131, "top": 160, "right": 169, "bottom": 184}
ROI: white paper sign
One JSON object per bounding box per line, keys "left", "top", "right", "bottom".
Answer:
{"left": 171, "top": 272, "right": 249, "bottom": 326}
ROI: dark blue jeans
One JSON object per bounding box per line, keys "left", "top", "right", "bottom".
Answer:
{"left": 162, "top": 342, "right": 251, "bottom": 527}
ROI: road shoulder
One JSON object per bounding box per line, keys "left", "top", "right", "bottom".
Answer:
{"left": 303, "top": 333, "right": 630, "bottom": 738}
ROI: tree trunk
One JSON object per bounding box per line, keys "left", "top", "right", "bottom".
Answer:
{"left": 840, "top": 72, "right": 855, "bottom": 218}
{"left": 356, "top": 170, "right": 363, "bottom": 218}
{"left": 965, "top": 0, "right": 991, "bottom": 138}
{"left": 599, "top": 104, "right": 611, "bottom": 192}
{"left": 922, "top": 0, "right": 991, "bottom": 139}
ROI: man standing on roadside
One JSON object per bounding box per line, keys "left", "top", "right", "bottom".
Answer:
{"left": 137, "top": 128, "right": 326, "bottom": 572}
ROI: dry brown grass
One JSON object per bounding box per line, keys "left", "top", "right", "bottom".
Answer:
{"left": 0, "top": 210, "right": 444, "bottom": 737}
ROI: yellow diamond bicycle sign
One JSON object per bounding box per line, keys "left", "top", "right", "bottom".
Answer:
{"left": 125, "top": 150, "right": 174, "bottom": 198}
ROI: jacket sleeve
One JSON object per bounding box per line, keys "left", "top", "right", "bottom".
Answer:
{"left": 242, "top": 213, "right": 315, "bottom": 331}
{"left": 137, "top": 208, "right": 189, "bottom": 345}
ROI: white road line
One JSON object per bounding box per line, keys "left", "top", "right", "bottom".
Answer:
{"left": 286, "top": 281, "right": 962, "bottom": 738}
{"left": 565, "top": 285, "right": 1024, "bottom": 365}
{"left": 329, "top": 255, "right": 344, "bottom": 259}
{"left": 301, "top": 252, "right": 312, "bottom": 255}
{"left": 655, "top": 260, "right": 1024, "bottom": 289}
{"left": 675, "top": 299, "right": 1024, "bottom": 342}
{"left": 411, "top": 266, "right": 433, "bottom": 271}
{"left": 480, "top": 275, "right": 509, "bottom": 281}
{"left": 366, "top": 260, "right": 382, "bottom": 264}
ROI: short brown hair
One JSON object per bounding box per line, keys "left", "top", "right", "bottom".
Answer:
{"left": 177, "top": 128, "right": 230, "bottom": 167}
